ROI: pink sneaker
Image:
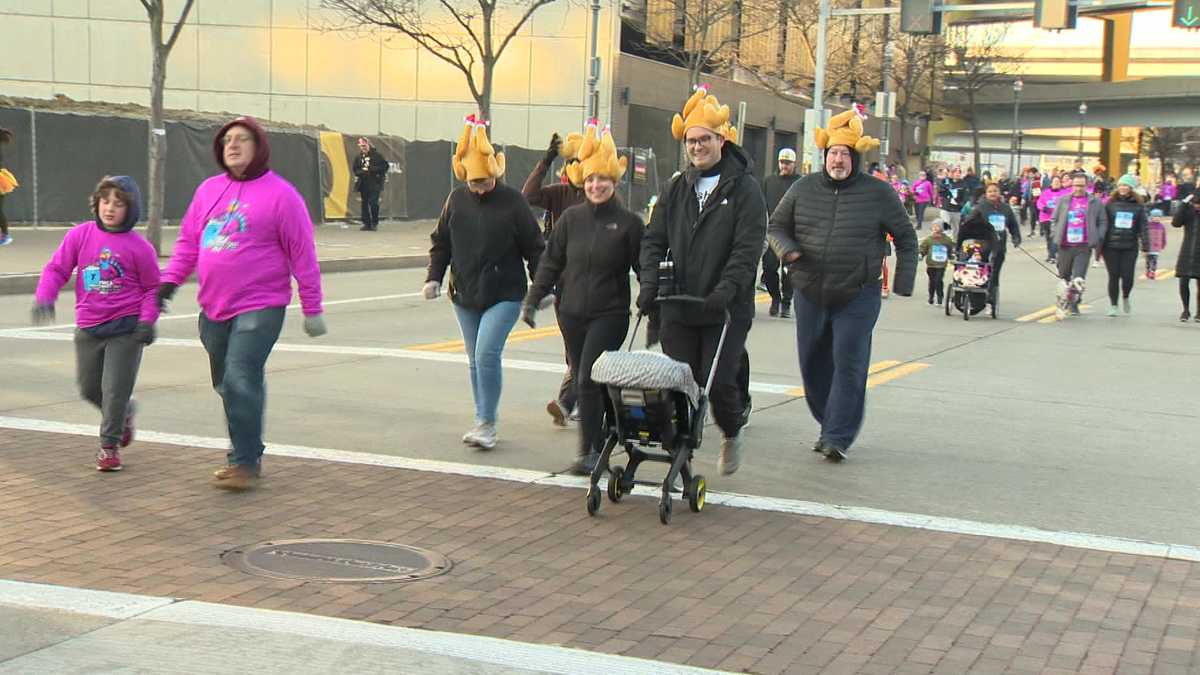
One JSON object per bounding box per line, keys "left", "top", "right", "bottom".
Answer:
{"left": 96, "top": 446, "right": 123, "bottom": 472}
{"left": 120, "top": 400, "right": 137, "bottom": 447}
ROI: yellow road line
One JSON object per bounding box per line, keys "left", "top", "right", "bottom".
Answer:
{"left": 865, "top": 362, "right": 931, "bottom": 387}
{"left": 1016, "top": 306, "right": 1058, "bottom": 322}
{"left": 755, "top": 292, "right": 771, "bottom": 304}
{"left": 1156, "top": 268, "right": 1176, "bottom": 281}
{"left": 1037, "top": 304, "right": 1091, "bottom": 323}
{"left": 408, "top": 326, "right": 561, "bottom": 353}
{"left": 784, "top": 360, "right": 902, "bottom": 397}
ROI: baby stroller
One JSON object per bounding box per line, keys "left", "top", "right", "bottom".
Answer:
{"left": 588, "top": 296, "right": 726, "bottom": 525}
{"left": 945, "top": 238, "right": 995, "bottom": 320}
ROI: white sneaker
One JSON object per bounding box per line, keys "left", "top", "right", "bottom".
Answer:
{"left": 461, "top": 422, "right": 483, "bottom": 445}
{"left": 464, "top": 422, "right": 497, "bottom": 450}
{"left": 0, "top": 234, "right": 11, "bottom": 246}
{"left": 718, "top": 434, "right": 743, "bottom": 476}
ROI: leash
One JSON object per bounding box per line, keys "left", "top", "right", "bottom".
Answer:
{"left": 1013, "top": 241, "right": 1064, "bottom": 280}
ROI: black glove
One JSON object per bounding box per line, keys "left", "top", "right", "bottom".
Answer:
{"left": 520, "top": 303, "right": 537, "bottom": 329}
{"left": 31, "top": 303, "right": 55, "bottom": 326}
{"left": 132, "top": 321, "right": 156, "bottom": 345}
{"left": 543, "top": 133, "right": 562, "bottom": 164}
{"left": 704, "top": 287, "right": 734, "bottom": 313}
{"left": 636, "top": 287, "right": 658, "bottom": 315}
{"left": 157, "top": 282, "right": 179, "bottom": 313}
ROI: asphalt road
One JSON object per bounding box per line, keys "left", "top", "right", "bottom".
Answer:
{"left": 2, "top": 233, "right": 1196, "bottom": 545}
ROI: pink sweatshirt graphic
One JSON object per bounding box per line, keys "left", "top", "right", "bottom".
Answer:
{"left": 162, "top": 171, "right": 323, "bottom": 322}
{"left": 35, "top": 223, "right": 161, "bottom": 328}
{"left": 1037, "top": 188, "right": 1069, "bottom": 223}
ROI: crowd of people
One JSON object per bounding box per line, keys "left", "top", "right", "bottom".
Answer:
{"left": 15, "top": 97, "right": 1200, "bottom": 489}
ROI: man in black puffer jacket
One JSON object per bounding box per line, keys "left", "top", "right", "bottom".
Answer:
{"left": 639, "top": 85, "right": 768, "bottom": 476}
{"left": 768, "top": 110, "right": 917, "bottom": 462}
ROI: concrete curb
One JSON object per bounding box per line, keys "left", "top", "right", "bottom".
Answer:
{"left": 0, "top": 255, "right": 428, "bottom": 295}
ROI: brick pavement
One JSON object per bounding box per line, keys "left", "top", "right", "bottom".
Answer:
{"left": 2, "top": 428, "right": 1199, "bottom": 674}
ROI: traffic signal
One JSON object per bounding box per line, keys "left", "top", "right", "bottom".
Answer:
{"left": 900, "top": 0, "right": 942, "bottom": 34}
{"left": 1174, "top": 0, "right": 1200, "bottom": 28}
{"left": 1034, "top": 0, "right": 1077, "bottom": 29}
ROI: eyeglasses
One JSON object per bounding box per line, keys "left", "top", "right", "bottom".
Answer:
{"left": 685, "top": 135, "right": 717, "bottom": 147}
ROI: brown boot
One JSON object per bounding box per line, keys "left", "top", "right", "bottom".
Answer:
{"left": 212, "top": 464, "right": 260, "bottom": 490}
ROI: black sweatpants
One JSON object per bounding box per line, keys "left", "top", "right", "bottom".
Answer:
{"left": 1181, "top": 277, "right": 1200, "bottom": 313}
{"left": 926, "top": 267, "right": 946, "bottom": 303}
{"left": 558, "top": 312, "right": 629, "bottom": 457}
{"left": 760, "top": 248, "right": 792, "bottom": 304}
{"left": 990, "top": 247, "right": 1007, "bottom": 303}
{"left": 660, "top": 317, "right": 751, "bottom": 439}
{"left": 1102, "top": 248, "right": 1138, "bottom": 305}
{"left": 360, "top": 189, "right": 381, "bottom": 229}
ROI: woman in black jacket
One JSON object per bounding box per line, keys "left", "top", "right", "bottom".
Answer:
{"left": 523, "top": 130, "right": 643, "bottom": 474}
{"left": 1173, "top": 195, "right": 1200, "bottom": 322}
{"left": 1101, "top": 176, "right": 1149, "bottom": 317}
{"left": 424, "top": 117, "right": 545, "bottom": 449}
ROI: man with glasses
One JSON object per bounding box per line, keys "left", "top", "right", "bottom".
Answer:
{"left": 638, "top": 85, "right": 767, "bottom": 476}
{"left": 768, "top": 111, "right": 917, "bottom": 463}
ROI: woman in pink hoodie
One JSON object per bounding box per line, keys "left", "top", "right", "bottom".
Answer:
{"left": 33, "top": 176, "right": 159, "bottom": 472}
{"left": 158, "top": 117, "right": 325, "bottom": 491}
{"left": 1037, "top": 175, "right": 1067, "bottom": 262}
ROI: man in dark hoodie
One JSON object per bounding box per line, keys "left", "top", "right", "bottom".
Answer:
{"left": 353, "top": 137, "right": 389, "bottom": 231}
{"left": 768, "top": 110, "right": 917, "bottom": 463}
{"left": 639, "top": 85, "right": 768, "bottom": 476}
{"left": 760, "top": 148, "right": 800, "bottom": 318}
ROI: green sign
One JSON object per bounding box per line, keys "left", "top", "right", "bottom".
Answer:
{"left": 1175, "top": 0, "right": 1200, "bottom": 27}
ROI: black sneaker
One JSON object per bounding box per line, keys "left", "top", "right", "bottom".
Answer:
{"left": 811, "top": 440, "right": 824, "bottom": 454}
{"left": 824, "top": 445, "right": 847, "bottom": 463}
{"left": 780, "top": 305, "right": 791, "bottom": 319}
{"left": 1182, "top": 311, "right": 1191, "bottom": 322}
{"left": 768, "top": 299, "right": 780, "bottom": 317}
{"left": 570, "top": 452, "right": 600, "bottom": 476}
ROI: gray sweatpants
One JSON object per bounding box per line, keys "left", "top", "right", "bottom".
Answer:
{"left": 74, "top": 330, "right": 143, "bottom": 446}
{"left": 1057, "top": 246, "right": 1092, "bottom": 281}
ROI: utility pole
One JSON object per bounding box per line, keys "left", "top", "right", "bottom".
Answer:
{"left": 879, "top": 0, "right": 894, "bottom": 164}
{"left": 807, "top": 0, "right": 831, "bottom": 172}
{"left": 586, "top": 0, "right": 602, "bottom": 119}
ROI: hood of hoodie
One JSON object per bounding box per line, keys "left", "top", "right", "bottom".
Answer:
{"left": 94, "top": 175, "right": 142, "bottom": 233}
{"left": 213, "top": 116, "right": 271, "bottom": 181}
{"left": 820, "top": 145, "right": 862, "bottom": 188}
{"left": 684, "top": 141, "right": 753, "bottom": 186}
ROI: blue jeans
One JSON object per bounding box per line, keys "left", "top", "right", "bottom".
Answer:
{"left": 452, "top": 301, "right": 521, "bottom": 424}
{"left": 793, "top": 284, "right": 882, "bottom": 451}
{"left": 198, "top": 307, "right": 285, "bottom": 468}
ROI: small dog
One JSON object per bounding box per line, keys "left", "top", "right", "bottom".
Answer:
{"left": 1055, "top": 277, "right": 1086, "bottom": 318}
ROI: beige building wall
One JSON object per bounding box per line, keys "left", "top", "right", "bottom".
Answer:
{"left": 0, "top": 0, "right": 619, "bottom": 147}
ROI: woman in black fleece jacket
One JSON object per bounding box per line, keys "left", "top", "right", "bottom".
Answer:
{"left": 523, "top": 130, "right": 643, "bottom": 474}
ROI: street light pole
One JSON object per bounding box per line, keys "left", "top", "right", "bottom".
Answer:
{"left": 1077, "top": 101, "right": 1088, "bottom": 165}
{"left": 1010, "top": 80, "right": 1023, "bottom": 178}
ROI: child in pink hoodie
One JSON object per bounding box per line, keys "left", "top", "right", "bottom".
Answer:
{"left": 33, "top": 176, "right": 159, "bottom": 471}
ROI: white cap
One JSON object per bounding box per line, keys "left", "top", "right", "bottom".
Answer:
{"left": 778, "top": 148, "right": 797, "bottom": 162}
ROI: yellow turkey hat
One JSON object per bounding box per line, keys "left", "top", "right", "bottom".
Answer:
{"left": 814, "top": 110, "right": 879, "bottom": 155}
{"left": 452, "top": 114, "right": 506, "bottom": 182}
{"left": 579, "top": 125, "right": 627, "bottom": 183}
{"left": 671, "top": 84, "right": 732, "bottom": 141}
{"left": 562, "top": 119, "right": 599, "bottom": 188}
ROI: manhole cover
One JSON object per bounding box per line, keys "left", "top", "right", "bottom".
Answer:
{"left": 222, "top": 539, "right": 451, "bottom": 583}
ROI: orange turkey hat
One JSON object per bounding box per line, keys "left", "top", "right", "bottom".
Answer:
{"left": 579, "top": 125, "right": 627, "bottom": 183}
{"left": 814, "top": 110, "right": 879, "bottom": 155}
{"left": 452, "top": 114, "right": 506, "bottom": 182}
{"left": 670, "top": 85, "right": 732, "bottom": 141}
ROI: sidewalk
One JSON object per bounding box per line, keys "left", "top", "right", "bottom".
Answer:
{"left": 2, "top": 427, "right": 1198, "bottom": 674}
{"left": 0, "top": 219, "right": 436, "bottom": 294}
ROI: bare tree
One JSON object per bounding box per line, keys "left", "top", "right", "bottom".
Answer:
{"left": 1142, "top": 126, "right": 1200, "bottom": 179}
{"left": 140, "top": 0, "right": 195, "bottom": 256}
{"left": 942, "top": 24, "right": 1021, "bottom": 172}
{"left": 889, "top": 33, "right": 946, "bottom": 167}
{"left": 322, "top": 0, "right": 562, "bottom": 122}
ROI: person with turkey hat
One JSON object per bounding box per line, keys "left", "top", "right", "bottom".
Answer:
{"left": 425, "top": 115, "right": 545, "bottom": 450}
{"left": 638, "top": 85, "right": 768, "bottom": 476}
{"left": 972, "top": 182, "right": 1022, "bottom": 305}
{"left": 158, "top": 116, "right": 326, "bottom": 491}
{"left": 768, "top": 110, "right": 917, "bottom": 463}
{"left": 760, "top": 148, "right": 799, "bottom": 318}
{"left": 523, "top": 126, "right": 643, "bottom": 475}
{"left": 523, "top": 124, "right": 589, "bottom": 426}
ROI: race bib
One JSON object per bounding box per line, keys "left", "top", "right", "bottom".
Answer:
{"left": 1066, "top": 210, "right": 1086, "bottom": 243}
{"left": 1032, "top": 188, "right": 1041, "bottom": 197}
{"left": 930, "top": 244, "right": 948, "bottom": 263}
{"left": 988, "top": 213, "right": 1006, "bottom": 232}
{"left": 1114, "top": 211, "right": 1133, "bottom": 230}
{"left": 950, "top": 188, "right": 959, "bottom": 200}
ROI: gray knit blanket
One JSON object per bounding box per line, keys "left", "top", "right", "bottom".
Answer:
{"left": 591, "top": 350, "right": 700, "bottom": 408}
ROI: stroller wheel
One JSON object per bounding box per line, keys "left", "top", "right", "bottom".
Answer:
{"left": 586, "top": 487, "right": 601, "bottom": 517}
{"left": 658, "top": 497, "right": 672, "bottom": 525}
{"left": 688, "top": 475, "right": 706, "bottom": 513}
{"left": 607, "top": 466, "right": 625, "bottom": 503}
